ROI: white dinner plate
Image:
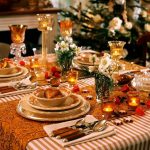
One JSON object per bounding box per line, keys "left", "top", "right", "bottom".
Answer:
{"left": 17, "top": 94, "right": 90, "bottom": 122}
{"left": 27, "top": 95, "right": 81, "bottom": 111}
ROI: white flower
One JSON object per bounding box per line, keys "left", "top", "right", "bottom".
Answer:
{"left": 60, "top": 41, "right": 69, "bottom": 49}
{"left": 54, "top": 43, "right": 59, "bottom": 51}
{"left": 70, "top": 44, "right": 76, "bottom": 49}
{"left": 115, "top": 0, "right": 125, "bottom": 5}
{"left": 109, "top": 17, "right": 122, "bottom": 31}
{"left": 132, "top": 7, "right": 141, "bottom": 20}
{"left": 65, "top": 36, "right": 73, "bottom": 43}
{"left": 125, "top": 22, "right": 133, "bottom": 30}
{"left": 144, "top": 24, "right": 150, "bottom": 32}
{"left": 98, "top": 54, "right": 112, "bottom": 74}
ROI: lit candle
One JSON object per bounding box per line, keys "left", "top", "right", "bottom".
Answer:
{"left": 67, "top": 70, "right": 78, "bottom": 85}
{"left": 103, "top": 106, "right": 113, "bottom": 113}
{"left": 102, "top": 105, "right": 114, "bottom": 119}
{"left": 128, "top": 97, "right": 139, "bottom": 107}
{"left": 68, "top": 77, "right": 76, "bottom": 85}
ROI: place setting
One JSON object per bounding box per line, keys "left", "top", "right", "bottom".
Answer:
{"left": 17, "top": 86, "right": 91, "bottom": 122}
{"left": 43, "top": 115, "right": 116, "bottom": 147}
{"left": 0, "top": 58, "right": 29, "bottom": 82}
{"left": 72, "top": 49, "right": 102, "bottom": 69}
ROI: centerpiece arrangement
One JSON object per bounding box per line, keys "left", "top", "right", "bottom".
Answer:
{"left": 82, "top": 52, "right": 117, "bottom": 104}
{"left": 55, "top": 36, "right": 81, "bottom": 77}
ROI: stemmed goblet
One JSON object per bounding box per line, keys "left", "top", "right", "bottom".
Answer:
{"left": 9, "top": 24, "right": 27, "bottom": 62}
{"left": 108, "top": 41, "right": 126, "bottom": 73}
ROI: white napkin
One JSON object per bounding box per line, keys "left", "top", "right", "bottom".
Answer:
{"left": 0, "top": 77, "right": 31, "bottom": 87}
{"left": 0, "top": 77, "right": 36, "bottom": 97}
{"left": 43, "top": 115, "right": 116, "bottom": 147}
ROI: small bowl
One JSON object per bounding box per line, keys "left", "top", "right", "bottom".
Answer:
{"left": 32, "top": 87, "right": 71, "bottom": 107}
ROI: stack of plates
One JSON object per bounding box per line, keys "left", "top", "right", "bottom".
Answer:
{"left": 73, "top": 50, "right": 100, "bottom": 69}
{"left": 0, "top": 66, "right": 29, "bottom": 82}
{"left": 17, "top": 94, "right": 90, "bottom": 122}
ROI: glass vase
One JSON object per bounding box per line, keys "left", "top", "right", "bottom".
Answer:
{"left": 60, "top": 57, "right": 73, "bottom": 81}
{"left": 95, "top": 73, "right": 113, "bottom": 104}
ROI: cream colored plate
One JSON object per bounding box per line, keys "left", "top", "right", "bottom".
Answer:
{"left": 27, "top": 95, "right": 81, "bottom": 111}
{"left": 75, "top": 50, "right": 100, "bottom": 66}
{"left": 17, "top": 94, "right": 90, "bottom": 122}
{"left": 0, "top": 67, "right": 23, "bottom": 78}
{"left": 0, "top": 67, "right": 28, "bottom": 82}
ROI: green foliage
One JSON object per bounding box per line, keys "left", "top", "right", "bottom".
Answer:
{"left": 60, "top": 0, "right": 149, "bottom": 55}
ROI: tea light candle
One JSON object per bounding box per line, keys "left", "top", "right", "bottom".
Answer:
{"left": 102, "top": 105, "right": 114, "bottom": 119}
{"left": 68, "top": 71, "right": 78, "bottom": 85}
{"left": 128, "top": 97, "right": 140, "bottom": 108}
{"left": 103, "top": 106, "right": 113, "bottom": 113}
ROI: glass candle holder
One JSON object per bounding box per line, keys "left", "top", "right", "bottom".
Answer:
{"left": 9, "top": 24, "right": 27, "bottom": 61}
{"left": 34, "top": 67, "right": 46, "bottom": 81}
{"left": 67, "top": 70, "right": 78, "bottom": 87}
{"left": 127, "top": 91, "right": 140, "bottom": 110}
{"left": 37, "top": 14, "right": 54, "bottom": 67}
{"left": 102, "top": 102, "right": 114, "bottom": 119}
{"left": 59, "top": 19, "right": 73, "bottom": 37}
{"left": 108, "top": 41, "right": 126, "bottom": 60}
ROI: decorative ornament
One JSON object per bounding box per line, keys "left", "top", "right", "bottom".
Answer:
{"left": 135, "top": 107, "right": 145, "bottom": 116}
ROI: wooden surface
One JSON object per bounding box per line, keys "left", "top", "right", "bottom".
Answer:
{"left": 0, "top": 8, "right": 61, "bottom": 16}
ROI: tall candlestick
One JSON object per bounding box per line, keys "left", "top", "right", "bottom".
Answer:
{"left": 37, "top": 14, "right": 53, "bottom": 67}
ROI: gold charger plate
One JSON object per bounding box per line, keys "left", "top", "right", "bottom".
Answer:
{"left": 0, "top": 67, "right": 29, "bottom": 82}
{"left": 27, "top": 95, "right": 81, "bottom": 111}
{"left": 0, "top": 66, "right": 23, "bottom": 78}
{"left": 17, "top": 94, "right": 90, "bottom": 122}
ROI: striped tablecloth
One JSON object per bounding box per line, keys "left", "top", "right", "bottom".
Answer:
{"left": 1, "top": 78, "right": 150, "bottom": 150}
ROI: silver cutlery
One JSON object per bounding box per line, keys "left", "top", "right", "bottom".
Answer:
{"left": 50, "top": 119, "right": 99, "bottom": 137}
{"left": 62, "top": 120, "right": 107, "bottom": 142}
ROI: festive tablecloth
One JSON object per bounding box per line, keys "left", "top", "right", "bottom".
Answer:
{"left": 0, "top": 77, "right": 150, "bottom": 150}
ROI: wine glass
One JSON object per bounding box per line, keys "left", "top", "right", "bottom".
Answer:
{"left": 9, "top": 24, "right": 27, "bottom": 62}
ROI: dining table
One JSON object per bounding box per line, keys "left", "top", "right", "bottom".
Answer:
{"left": 0, "top": 55, "right": 150, "bottom": 150}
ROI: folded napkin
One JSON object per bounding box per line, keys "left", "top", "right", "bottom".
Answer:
{"left": 0, "top": 77, "right": 36, "bottom": 97}
{"left": 0, "top": 77, "right": 31, "bottom": 87}
{"left": 43, "top": 115, "right": 116, "bottom": 147}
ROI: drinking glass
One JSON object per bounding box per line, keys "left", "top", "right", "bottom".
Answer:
{"left": 9, "top": 24, "right": 27, "bottom": 62}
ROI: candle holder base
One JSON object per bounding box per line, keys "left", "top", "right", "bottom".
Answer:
{"left": 10, "top": 43, "right": 26, "bottom": 62}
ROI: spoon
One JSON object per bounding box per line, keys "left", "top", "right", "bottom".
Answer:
{"left": 62, "top": 120, "right": 107, "bottom": 142}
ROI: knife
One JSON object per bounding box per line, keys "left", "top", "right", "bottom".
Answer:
{"left": 56, "top": 128, "right": 80, "bottom": 139}
{"left": 62, "top": 131, "right": 86, "bottom": 142}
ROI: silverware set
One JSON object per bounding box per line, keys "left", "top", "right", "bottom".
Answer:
{"left": 50, "top": 119, "right": 107, "bottom": 142}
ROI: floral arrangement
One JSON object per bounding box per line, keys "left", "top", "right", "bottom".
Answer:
{"left": 55, "top": 36, "right": 81, "bottom": 74}
{"left": 80, "top": 52, "right": 116, "bottom": 102}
